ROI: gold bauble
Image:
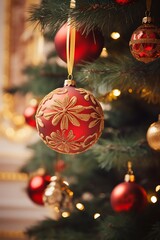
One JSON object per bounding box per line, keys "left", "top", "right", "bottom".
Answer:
{"left": 146, "top": 120, "right": 160, "bottom": 151}
{"left": 43, "top": 175, "right": 73, "bottom": 219}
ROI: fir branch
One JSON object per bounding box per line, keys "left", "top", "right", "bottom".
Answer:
{"left": 76, "top": 55, "right": 160, "bottom": 104}
{"left": 20, "top": 63, "right": 67, "bottom": 96}
{"left": 92, "top": 135, "right": 151, "bottom": 171}
{"left": 145, "top": 222, "right": 160, "bottom": 240}
{"left": 28, "top": 0, "right": 150, "bottom": 36}
{"left": 99, "top": 213, "right": 143, "bottom": 240}
{"left": 26, "top": 212, "right": 98, "bottom": 240}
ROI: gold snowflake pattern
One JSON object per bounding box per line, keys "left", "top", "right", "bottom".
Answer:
{"left": 45, "top": 130, "right": 84, "bottom": 153}
{"left": 89, "top": 105, "right": 104, "bottom": 133}
{"left": 44, "top": 94, "right": 90, "bottom": 130}
{"left": 76, "top": 88, "right": 97, "bottom": 105}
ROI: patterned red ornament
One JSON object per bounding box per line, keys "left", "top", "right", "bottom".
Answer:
{"left": 129, "top": 17, "right": 160, "bottom": 63}
{"left": 27, "top": 172, "right": 51, "bottom": 205}
{"left": 24, "top": 99, "right": 38, "bottom": 128}
{"left": 110, "top": 182, "right": 148, "bottom": 212}
{"left": 114, "top": 0, "right": 135, "bottom": 4}
{"left": 54, "top": 24, "right": 104, "bottom": 64}
{"left": 35, "top": 80, "right": 104, "bottom": 154}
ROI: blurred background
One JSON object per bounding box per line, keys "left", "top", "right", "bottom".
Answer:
{"left": 0, "top": 1, "right": 47, "bottom": 239}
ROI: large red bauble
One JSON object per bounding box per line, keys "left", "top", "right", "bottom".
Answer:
{"left": 110, "top": 182, "right": 148, "bottom": 212}
{"left": 54, "top": 24, "right": 104, "bottom": 64}
{"left": 129, "top": 23, "right": 160, "bottom": 63}
{"left": 114, "top": 0, "right": 135, "bottom": 4}
{"left": 24, "top": 100, "right": 38, "bottom": 128}
{"left": 27, "top": 174, "right": 51, "bottom": 205}
{"left": 35, "top": 81, "right": 104, "bottom": 154}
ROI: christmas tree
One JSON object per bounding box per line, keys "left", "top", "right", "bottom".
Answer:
{"left": 18, "top": 0, "right": 160, "bottom": 239}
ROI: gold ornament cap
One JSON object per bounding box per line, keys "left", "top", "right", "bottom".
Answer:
{"left": 142, "top": 16, "right": 152, "bottom": 24}
{"left": 124, "top": 161, "right": 135, "bottom": 182}
{"left": 64, "top": 79, "right": 76, "bottom": 87}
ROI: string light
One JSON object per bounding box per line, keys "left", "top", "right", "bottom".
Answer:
{"left": 155, "top": 185, "right": 160, "bottom": 192}
{"left": 150, "top": 195, "right": 157, "bottom": 203}
{"left": 76, "top": 203, "right": 85, "bottom": 211}
{"left": 111, "top": 32, "right": 120, "bottom": 40}
{"left": 94, "top": 213, "right": 100, "bottom": 219}
{"left": 62, "top": 212, "right": 70, "bottom": 218}
{"left": 100, "top": 47, "right": 108, "bottom": 58}
{"left": 128, "top": 88, "right": 133, "bottom": 93}
{"left": 112, "top": 89, "right": 121, "bottom": 97}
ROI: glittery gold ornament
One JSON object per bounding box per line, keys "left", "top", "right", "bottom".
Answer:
{"left": 146, "top": 117, "right": 160, "bottom": 151}
{"left": 43, "top": 175, "right": 73, "bottom": 219}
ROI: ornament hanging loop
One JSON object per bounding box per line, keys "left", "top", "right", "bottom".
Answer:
{"left": 66, "top": 0, "right": 76, "bottom": 80}
{"left": 124, "top": 161, "right": 135, "bottom": 182}
{"left": 146, "top": 0, "right": 152, "bottom": 12}
{"left": 143, "top": 0, "right": 152, "bottom": 23}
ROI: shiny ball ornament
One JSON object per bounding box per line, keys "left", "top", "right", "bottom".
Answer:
{"left": 129, "top": 18, "right": 160, "bottom": 63}
{"left": 43, "top": 176, "right": 73, "bottom": 218}
{"left": 54, "top": 24, "right": 104, "bottom": 64}
{"left": 24, "top": 99, "right": 38, "bottom": 128}
{"left": 27, "top": 172, "right": 51, "bottom": 205}
{"left": 114, "top": 0, "right": 135, "bottom": 4}
{"left": 35, "top": 80, "right": 104, "bottom": 154}
{"left": 146, "top": 119, "right": 160, "bottom": 151}
{"left": 110, "top": 182, "right": 148, "bottom": 212}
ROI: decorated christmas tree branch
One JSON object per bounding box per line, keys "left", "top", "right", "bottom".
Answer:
{"left": 29, "top": 0, "right": 151, "bottom": 36}
{"left": 76, "top": 55, "right": 160, "bottom": 104}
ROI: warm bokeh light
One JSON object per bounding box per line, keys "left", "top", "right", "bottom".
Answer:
{"left": 128, "top": 88, "right": 133, "bottom": 93}
{"left": 112, "top": 89, "right": 121, "bottom": 97}
{"left": 155, "top": 185, "right": 160, "bottom": 192}
{"left": 94, "top": 213, "right": 100, "bottom": 219}
{"left": 150, "top": 195, "right": 157, "bottom": 203}
{"left": 62, "top": 211, "right": 70, "bottom": 218}
{"left": 111, "top": 32, "right": 120, "bottom": 40}
{"left": 100, "top": 47, "right": 108, "bottom": 58}
{"left": 76, "top": 203, "right": 85, "bottom": 211}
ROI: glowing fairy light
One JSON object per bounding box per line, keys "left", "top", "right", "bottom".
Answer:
{"left": 62, "top": 212, "right": 70, "bottom": 218}
{"left": 76, "top": 203, "right": 85, "bottom": 211}
{"left": 94, "top": 213, "right": 101, "bottom": 219}
{"left": 150, "top": 195, "right": 157, "bottom": 203}
{"left": 112, "top": 89, "right": 121, "bottom": 97}
{"left": 155, "top": 185, "right": 160, "bottom": 192}
{"left": 111, "top": 32, "right": 120, "bottom": 40}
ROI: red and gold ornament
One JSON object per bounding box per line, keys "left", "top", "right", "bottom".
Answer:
{"left": 54, "top": 24, "right": 104, "bottom": 64}
{"left": 35, "top": 80, "right": 104, "bottom": 154}
{"left": 27, "top": 169, "right": 51, "bottom": 205}
{"left": 110, "top": 162, "right": 148, "bottom": 212}
{"left": 36, "top": 1, "right": 104, "bottom": 154}
{"left": 129, "top": 16, "right": 160, "bottom": 63}
{"left": 24, "top": 99, "right": 38, "bottom": 128}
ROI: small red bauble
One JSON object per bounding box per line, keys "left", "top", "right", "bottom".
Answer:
{"left": 27, "top": 173, "right": 51, "bottom": 205}
{"left": 35, "top": 80, "right": 104, "bottom": 154}
{"left": 129, "top": 19, "right": 160, "bottom": 63}
{"left": 24, "top": 99, "right": 38, "bottom": 128}
{"left": 54, "top": 159, "right": 66, "bottom": 172}
{"left": 54, "top": 24, "right": 104, "bottom": 64}
{"left": 110, "top": 182, "right": 148, "bottom": 212}
{"left": 114, "top": 0, "right": 135, "bottom": 4}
